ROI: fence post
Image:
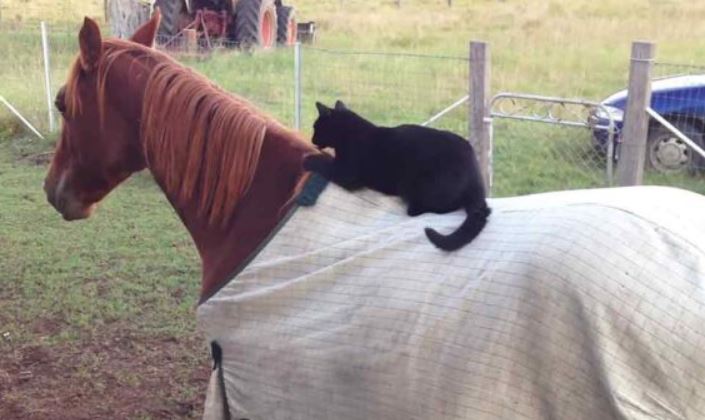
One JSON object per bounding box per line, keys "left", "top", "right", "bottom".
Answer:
{"left": 294, "top": 41, "right": 302, "bottom": 130}
{"left": 41, "top": 21, "right": 56, "bottom": 133}
{"left": 616, "top": 41, "right": 655, "bottom": 186}
{"left": 184, "top": 29, "right": 197, "bottom": 54}
{"left": 470, "top": 41, "right": 492, "bottom": 194}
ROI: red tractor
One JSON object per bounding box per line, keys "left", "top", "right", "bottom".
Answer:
{"left": 154, "top": 0, "right": 297, "bottom": 49}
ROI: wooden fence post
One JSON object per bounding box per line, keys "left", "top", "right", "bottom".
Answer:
{"left": 470, "top": 41, "right": 492, "bottom": 194}
{"left": 184, "top": 29, "right": 198, "bottom": 54}
{"left": 617, "top": 41, "right": 655, "bottom": 186}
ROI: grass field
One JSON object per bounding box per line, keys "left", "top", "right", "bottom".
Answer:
{"left": 3, "top": 0, "right": 705, "bottom": 418}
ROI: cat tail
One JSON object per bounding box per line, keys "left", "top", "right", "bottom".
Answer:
{"left": 424, "top": 201, "right": 491, "bottom": 252}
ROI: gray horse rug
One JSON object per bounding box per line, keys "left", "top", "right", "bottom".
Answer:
{"left": 198, "top": 182, "right": 705, "bottom": 420}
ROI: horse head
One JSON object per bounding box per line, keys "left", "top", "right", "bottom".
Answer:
{"left": 44, "top": 12, "right": 161, "bottom": 220}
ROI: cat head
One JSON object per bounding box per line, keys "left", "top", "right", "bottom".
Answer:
{"left": 311, "top": 100, "right": 351, "bottom": 149}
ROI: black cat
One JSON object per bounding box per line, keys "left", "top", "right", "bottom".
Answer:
{"left": 303, "top": 100, "right": 490, "bottom": 251}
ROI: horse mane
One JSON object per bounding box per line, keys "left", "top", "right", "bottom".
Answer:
{"left": 65, "top": 38, "right": 305, "bottom": 226}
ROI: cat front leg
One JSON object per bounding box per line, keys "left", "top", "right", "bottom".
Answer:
{"left": 304, "top": 153, "right": 364, "bottom": 191}
{"left": 303, "top": 153, "right": 335, "bottom": 177}
{"left": 330, "top": 167, "right": 365, "bottom": 191}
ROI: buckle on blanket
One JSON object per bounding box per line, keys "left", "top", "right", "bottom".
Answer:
{"left": 297, "top": 172, "right": 329, "bottom": 207}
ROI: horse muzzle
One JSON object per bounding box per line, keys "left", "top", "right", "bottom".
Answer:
{"left": 44, "top": 173, "right": 95, "bottom": 221}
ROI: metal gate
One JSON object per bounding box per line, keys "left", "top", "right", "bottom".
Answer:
{"left": 489, "top": 93, "right": 617, "bottom": 197}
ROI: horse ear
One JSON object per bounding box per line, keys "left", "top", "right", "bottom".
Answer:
{"left": 316, "top": 102, "right": 332, "bottom": 117}
{"left": 130, "top": 8, "right": 161, "bottom": 47}
{"left": 78, "top": 17, "right": 102, "bottom": 72}
{"left": 334, "top": 100, "right": 347, "bottom": 111}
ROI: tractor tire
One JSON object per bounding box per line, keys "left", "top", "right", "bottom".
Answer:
{"left": 234, "top": 0, "right": 278, "bottom": 49}
{"left": 276, "top": 6, "right": 296, "bottom": 46}
{"left": 154, "top": 0, "right": 186, "bottom": 37}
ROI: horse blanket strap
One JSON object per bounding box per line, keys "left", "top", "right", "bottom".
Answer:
{"left": 296, "top": 172, "right": 329, "bottom": 207}
{"left": 203, "top": 342, "right": 232, "bottom": 420}
{"left": 198, "top": 184, "right": 705, "bottom": 419}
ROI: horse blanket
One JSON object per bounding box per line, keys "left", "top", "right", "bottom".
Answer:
{"left": 198, "top": 183, "right": 705, "bottom": 420}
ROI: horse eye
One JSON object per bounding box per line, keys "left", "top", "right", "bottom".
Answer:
{"left": 55, "top": 87, "right": 67, "bottom": 114}
{"left": 55, "top": 99, "right": 66, "bottom": 114}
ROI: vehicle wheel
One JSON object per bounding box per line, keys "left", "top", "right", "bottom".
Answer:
{"left": 235, "top": 0, "right": 278, "bottom": 49}
{"left": 276, "top": 6, "right": 296, "bottom": 46}
{"left": 646, "top": 121, "right": 705, "bottom": 173}
{"left": 154, "top": 0, "right": 188, "bottom": 38}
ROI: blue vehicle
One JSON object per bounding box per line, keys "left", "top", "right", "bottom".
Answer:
{"left": 591, "top": 75, "right": 705, "bottom": 172}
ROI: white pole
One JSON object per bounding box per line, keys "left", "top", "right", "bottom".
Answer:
{"left": 646, "top": 107, "right": 705, "bottom": 159}
{"left": 294, "top": 41, "right": 302, "bottom": 130}
{"left": 0, "top": 96, "right": 46, "bottom": 140}
{"left": 41, "top": 21, "right": 56, "bottom": 132}
{"left": 421, "top": 95, "right": 469, "bottom": 127}
{"left": 470, "top": 41, "right": 492, "bottom": 195}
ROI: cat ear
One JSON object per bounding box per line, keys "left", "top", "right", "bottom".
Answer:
{"left": 316, "top": 102, "right": 333, "bottom": 117}
{"left": 334, "top": 100, "right": 347, "bottom": 111}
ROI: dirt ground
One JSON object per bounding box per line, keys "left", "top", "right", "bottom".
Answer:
{"left": 0, "top": 319, "right": 209, "bottom": 420}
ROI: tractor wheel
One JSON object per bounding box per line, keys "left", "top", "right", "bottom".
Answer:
{"left": 276, "top": 6, "right": 296, "bottom": 46}
{"left": 154, "top": 0, "right": 187, "bottom": 38}
{"left": 234, "top": 0, "right": 278, "bottom": 49}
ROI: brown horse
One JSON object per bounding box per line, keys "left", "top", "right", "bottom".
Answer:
{"left": 45, "top": 13, "right": 705, "bottom": 420}
{"left": 44, "top": 11, "right": 317, "bottom": 302}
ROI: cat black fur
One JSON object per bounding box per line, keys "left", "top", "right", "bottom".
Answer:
{"left": 303, "top": 100, "right": 490, "bottom": 251}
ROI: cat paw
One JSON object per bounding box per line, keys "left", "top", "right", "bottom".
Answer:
{"left": 303, "top": 154, "right": 331, "bottom": 172}
{"left": 302, "top": 155, "right": 317, "bottom": 171}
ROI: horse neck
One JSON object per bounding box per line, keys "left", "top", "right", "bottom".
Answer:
{"left": 180, "top": 125, "right": 313, "bottom": 302}
{"left": 108, "top": 50, "right": 315, "bottom": 301}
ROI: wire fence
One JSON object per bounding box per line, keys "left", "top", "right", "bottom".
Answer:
{"left": 0, "top": 24, "right": 78, "bottom": 135}
{"left": 157, "top": 37, "right": 299, "bottom": 127}
{"left": 5, "top": 20, "right": 705, "bottom": 198}
{"left": 1, "top": 22, "right": 470, "bottom": 168}
{"left": 152, "top": 38, "right": 470, "bottom": 137}
{"left": 634, "top": 61, "right": 705, "bottom": 193}
{"left": 0, "top": 21, "right": 618, "bottom": 200}
{"left": 300, "top": 47, "right": 468, "bottom": 136}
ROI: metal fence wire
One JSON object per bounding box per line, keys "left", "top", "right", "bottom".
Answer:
{"left": 155, "top": 36, "right": 299, "bottom": 125}
{"left": 299, "top": 47, "right": 469, "bottom": 137}
{"left": 151, "top": 40, "right": 470, "bottom": 138}
{"left": 10, "top": 21, "right": 700, "bottom": 199}
{"left": 640, "top": 62, "right": 705, "bottom": 175}
{"left": 1, "top": 26, "right": 78, "bottom": 134}
{"left": 618, "top": 60, "right": 705, "bottom": 195}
